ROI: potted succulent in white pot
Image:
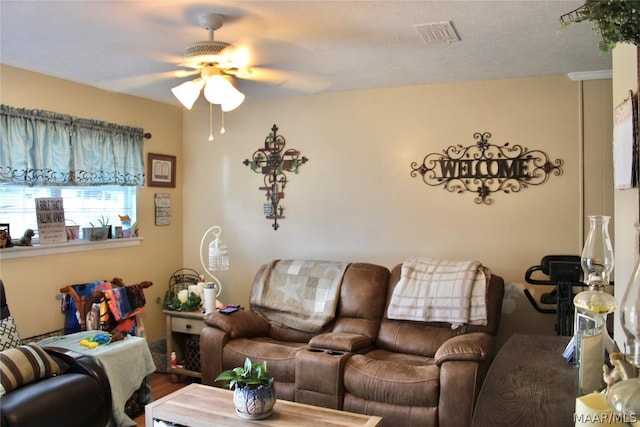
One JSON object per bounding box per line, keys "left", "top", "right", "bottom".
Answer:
{"left": 215, "top": 358, "right": 276, "bottom": 420}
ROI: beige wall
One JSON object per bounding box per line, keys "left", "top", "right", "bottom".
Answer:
{"left": 613, "top": 44, "right": 639, "bottom": 350}
{"left": 182, "top": 75, "right": 613, "bottom": 347}
{"left": 0, "top": 64, "right": 184, "bottom": 341}
{"left": 0, "top": 64, "right": 614, "bottom": 347}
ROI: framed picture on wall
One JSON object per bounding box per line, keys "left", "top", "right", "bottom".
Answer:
{"left": 147, "top": 153, "right": 176, "bottom": 188}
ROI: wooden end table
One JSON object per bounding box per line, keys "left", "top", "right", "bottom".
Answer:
{"left": 164, "top": 309, "right": 205, "bottom": 380}
{"left": 146, "top": 383, "right": 381, "bottom": 426}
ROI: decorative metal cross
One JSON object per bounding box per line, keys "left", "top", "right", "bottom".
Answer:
{"left": 243, "top": 124, "right": 308, "bottom": 230}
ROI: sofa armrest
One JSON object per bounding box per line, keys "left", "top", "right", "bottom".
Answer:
{"left": 434, "top": 332, "right": 493, "bottom": 366}
{"left": 37, "top": 346, "right": 112, "bottom": 427}
{"left": 44, "top": 346, "right": 112, "bottom": 394}
{"left": 309, "top": 332, "right": 373, "bottom": 353}
{"left": 204, "top": 309, "right": 270, "bottom": 339}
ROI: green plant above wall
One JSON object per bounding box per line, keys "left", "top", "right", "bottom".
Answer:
{"left": 561, "top": 0, "right": 640, "bottom": 53}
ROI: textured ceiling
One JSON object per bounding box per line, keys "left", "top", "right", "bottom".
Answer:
{"left": 0, "top": 1, "right": 611, "bottom": 106}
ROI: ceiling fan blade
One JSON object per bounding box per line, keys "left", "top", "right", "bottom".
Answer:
{"left": 217, "top": 44, "right": 252, "bottom": 70}
{"left": 227, "top": 36, "right": 312, "bottom": 68}
{"left": 234, "top": 67, "right": 330, "bottom": 93}
{"left": 98, "top": 70, "right": 186, "bottom": 92}
{"left": 175, "top": 69, "right": 201, "bottom": 78}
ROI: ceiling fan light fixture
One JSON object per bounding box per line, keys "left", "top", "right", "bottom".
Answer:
{"left": 171, "top": 12, "right": 245, "bottom": 136}
{"left": 203, "top": 75, "right": 230, "bottom": 104}
{"left": 203, "top": 75, "right": 245, "bottom": 111}
{"left": 171, "top": 78, "right": 204, "bottom": 109}
{"left": 221, "top": 89, "right": 245, "bottom": 112}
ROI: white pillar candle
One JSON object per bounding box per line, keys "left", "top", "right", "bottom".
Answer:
{"left": 204, "top": 288, "right": 217, "bottom": 314}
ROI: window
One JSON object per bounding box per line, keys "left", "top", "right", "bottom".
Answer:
{"left": 0, "top": 185, "right": 137, "bottom": 242}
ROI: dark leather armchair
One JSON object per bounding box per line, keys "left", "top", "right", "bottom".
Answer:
{"left": 1, "top": 347, "right": 112, "bottom": 427}
{"left": 0, "top": 280, "right": 112, "bottom": 427}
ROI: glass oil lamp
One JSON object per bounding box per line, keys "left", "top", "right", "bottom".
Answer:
{"left": 574, "top": 215, "right": 616, "bottom": 396}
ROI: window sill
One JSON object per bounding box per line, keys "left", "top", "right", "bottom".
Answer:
{"left": 0, "top": 237, "right": 143, "bottom": 260}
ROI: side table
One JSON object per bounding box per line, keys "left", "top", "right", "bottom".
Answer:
{"left": 164, "top": 309, "right": 204, "bottom": 380}
{"left": 471, "top": 333, "right": 574, "bottom": 427}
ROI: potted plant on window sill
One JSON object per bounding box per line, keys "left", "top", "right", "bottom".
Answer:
{"left": 215, "top": 358, "right": 276, "bottom": 420}
{"left": 82, "top": 216, "right": 111, "bottom": 241}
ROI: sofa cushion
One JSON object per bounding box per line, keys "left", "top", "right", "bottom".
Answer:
{"left": 344, "top": 350, "right": 440, "bottom": 407}
{"left": 0, "top": 343, "right": 61, "bottom": 395}
{"left": 376, "top": 319, "right": 459, "bottom": 357}
{"left": 0, "top": 315, "right": 22, "bottom": 351}
{"left": 309, "top": 332, "right": 373, "bottom": 352}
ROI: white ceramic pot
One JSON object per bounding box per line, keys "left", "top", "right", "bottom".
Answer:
{"left": 233, "top": 380, "right": 276, "bottom": 420}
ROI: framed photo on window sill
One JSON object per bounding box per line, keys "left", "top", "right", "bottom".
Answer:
{"left": 148, "top": 153, "right": 176, "bottom": 188}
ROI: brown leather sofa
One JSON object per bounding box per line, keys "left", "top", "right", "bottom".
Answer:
{"left": 200, "top": 260, "right": 504, "bottom": 427}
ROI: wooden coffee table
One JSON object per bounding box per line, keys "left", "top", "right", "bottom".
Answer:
{"left": 146, "top": 383, "right": 382, "bottom": 426}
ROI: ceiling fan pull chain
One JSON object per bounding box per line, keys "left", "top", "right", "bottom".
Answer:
{"left": 220, "top": 110, "right": 226, "bottom": 135}
{"left": 208, "top": 102, "right": 214, "bottom": 141}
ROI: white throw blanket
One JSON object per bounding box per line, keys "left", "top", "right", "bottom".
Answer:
{"left": 387, "top": 257, "right": 489, "bottom": 328}
{"left": 251, "top": 259, "right": 350, "bottom": 333}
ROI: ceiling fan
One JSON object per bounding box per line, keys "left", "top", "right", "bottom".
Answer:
{"left": 172, "top": 13, "right": 328, "bottom": 112}
{"left": 171, "top": 13, "right": 249, "bottom": 111}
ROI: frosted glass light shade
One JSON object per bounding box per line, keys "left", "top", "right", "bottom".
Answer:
{"left": 203, "top": 75, "right": 230, "bottom": 104}
{"left": 203, "top": 76, "right": 245, "bottom": 111}
{"left": 171, "top": 79, "right": 204, "bottom": 110}
{"left": 221, "top": 88, "right": 245, "bottom": 112}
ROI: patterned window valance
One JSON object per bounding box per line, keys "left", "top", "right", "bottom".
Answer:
{"left": 0, "top": 105, "right": 145, "bottom": 186}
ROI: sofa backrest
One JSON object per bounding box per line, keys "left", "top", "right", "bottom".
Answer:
{"left": 250, "top": 262, "right": 389, "bottom": 343}
{"left": 376, "top": 264, "right": 505, "bottom": 357}
{"left": 331, "top": 263, "right": 390, "bottom": 341}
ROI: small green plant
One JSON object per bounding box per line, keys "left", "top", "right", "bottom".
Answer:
{"left": 90, "top": 215, "right": 110, "bottom": 227}
{"left": 561, "top": 0, "right": 640, "bottom": 53}
{"left": 215, "top": 358, "right": 272, "bottom": 389}
{"left": 156, "top": 289, "right": 201, "bottom": 312}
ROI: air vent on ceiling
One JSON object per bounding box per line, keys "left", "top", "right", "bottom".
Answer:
{"left": 414, "top": 21, "right": 460, "bottom": 45}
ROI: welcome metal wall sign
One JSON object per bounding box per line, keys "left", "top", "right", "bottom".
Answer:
{"left": 410, "top": 132, "right": 563, "bottom": 205}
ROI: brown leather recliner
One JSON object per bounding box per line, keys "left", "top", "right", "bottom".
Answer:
{"left": 341, "top": 264, "right": 505, "bottom": 427}
{"left": 200, "top": 262, "right": 390, "bottom": 400}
